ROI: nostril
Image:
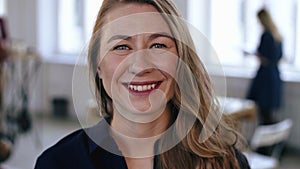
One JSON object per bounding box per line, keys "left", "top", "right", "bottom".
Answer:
{"left": 128, "top": 51, "right": 155, "bottom": 75}
{"left": 129, "top": 66, "right": 155, "bottom": 76}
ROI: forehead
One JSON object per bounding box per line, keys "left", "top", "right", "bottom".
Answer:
{"left": 102, "top": 3, "right": 172, "bottom": 38}
{"left": 107, "top": 3, "right": 159, "bottom": 21}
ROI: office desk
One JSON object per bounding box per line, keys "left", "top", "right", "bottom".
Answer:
{"left": 219, "top": 97, "right": 257, "bottom": 121}
{"left": 218, "top": 97, "right": 257, "bottom": 140}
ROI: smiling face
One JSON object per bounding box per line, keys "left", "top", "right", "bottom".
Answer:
{"left": 97, "top": 3, "right": 178, "bottom": 122}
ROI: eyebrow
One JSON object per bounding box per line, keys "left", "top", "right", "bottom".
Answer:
{"left": 148, "top": 32, "right": 174, "bottom": 41}
{"left": 107, "top": 35, "right": 132, "bottom": 43}
{"left": 107, "top": 32, "right": 174, "bottom": 43}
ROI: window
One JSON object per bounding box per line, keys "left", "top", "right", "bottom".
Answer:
{"left": 210, "top": 0, "right": 244, "bottom": 66}
{"left": 243, "top": 0, "right": 296, "bottom": 65}
{"left": 188, "top": 0, "right": 299, "bottom": 69}
{"left": 295, "top": 1, "right": 300, "bottom": 67}
{"left": 58, "top": 0, "right": 102, "bottom": 54}
{"left": 0, "top": 0, "right": 6, "bottom": 15}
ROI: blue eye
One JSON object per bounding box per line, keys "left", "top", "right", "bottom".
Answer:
{"left": 151, "top": 43, "right": 167, "bottom": 49}
{"left": 113, "top": 45, "right": 130, "bottom": 50}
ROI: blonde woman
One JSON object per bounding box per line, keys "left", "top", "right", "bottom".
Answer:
{"left": 35, "top": 0, "right": 249, "bottom": 168}
{"left": 247, "top": 8, "right": 283, "bottom": 125}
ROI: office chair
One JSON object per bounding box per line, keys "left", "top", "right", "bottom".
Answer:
{"left": 243, "top": 119, "right": 293, "bottom": 169}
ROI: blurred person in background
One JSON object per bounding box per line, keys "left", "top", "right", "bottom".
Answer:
{"left": 246, "top": 8, "right": 283, "bottom": 125}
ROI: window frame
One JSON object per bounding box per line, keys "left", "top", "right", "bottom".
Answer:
{"left": 187, "top": 0, "right": 300, "bottom": 69}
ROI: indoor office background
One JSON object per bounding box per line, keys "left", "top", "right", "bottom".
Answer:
{"left": 0, "top": 0, "right": 300, "bottom": 169}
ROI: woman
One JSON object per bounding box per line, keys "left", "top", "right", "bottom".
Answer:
{"left": 247, "top": 8, "right": 283, "bottom": 125}
{"left": 35, "top": 0, "right": 249, "bottom": 168}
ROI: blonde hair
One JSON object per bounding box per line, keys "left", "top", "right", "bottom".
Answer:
{"left": 88, "top": 0, "right": 243, "bottom": 168}
{"left": 257, "top": 8, "right": 282, "bottom": 42}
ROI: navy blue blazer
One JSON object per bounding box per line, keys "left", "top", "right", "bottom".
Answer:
{"left": 35, "top": 118, "right": 250, "bottom": 169}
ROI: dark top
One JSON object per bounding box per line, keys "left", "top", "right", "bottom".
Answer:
{"left": 34, "top": 118, "right": 250, "bottom": 169}
{"left": 247, "top": 31, "right": 283, "bottom": 109}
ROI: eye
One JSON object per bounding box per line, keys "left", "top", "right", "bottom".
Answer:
{"left": 113, "top": 45, "right": 131, "bottom": 50}
{"left": 151, "top": 43, "right": 167, "bottom": 49}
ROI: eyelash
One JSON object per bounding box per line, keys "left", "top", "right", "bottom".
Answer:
{"left": 151, "top": 43, "right": 167, "bottom": 49}
{"left": 113, "top": 45, "right": 131, "bottom": 50}
{"left": 112, "top": 43, "right": 167, "bottom": 51}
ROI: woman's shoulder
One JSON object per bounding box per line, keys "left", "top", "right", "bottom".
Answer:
{"left": 34, "top": 129, "right": 89, "bottom": 168}
{"left": 42, "top": 129, "right": 86, "bottom": 153}
{"left": 262, "top": 31, "right": 274, "bottom": 41}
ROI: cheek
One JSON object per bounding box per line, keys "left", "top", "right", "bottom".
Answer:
{"left": 99, "top": 55, "right": 124, "bottom": 92}
{"left": 168, "top": 58, "right": 178, "bottom": 75}
{"left": 100, "top": 54, "right": 124, "bottom": 75}
{"left": 100, "top": 63, "right": 115, "bottom": 80}
{"left": 159, "top": 53, "right": 178, "bottom": 77}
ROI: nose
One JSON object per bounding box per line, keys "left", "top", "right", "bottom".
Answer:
{"left": 128, "top": 50, "right": 155, "bottom": 76}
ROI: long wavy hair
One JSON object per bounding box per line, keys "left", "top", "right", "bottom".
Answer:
{"left": 257, "top": 8, "right": 282, "bottom": 42}
{"left": 88, "top": 0, "right": 243, "bottom": 168}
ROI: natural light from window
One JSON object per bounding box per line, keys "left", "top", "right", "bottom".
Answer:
{"left": 0, "top": 0, "right": 6, "bottom": 16}
{"left": 58, "top": 0, "right": 102, "bottom": 54}
{"left": 56, "top": 0, "right": 300, "bottom": 73}
{"left": 211, "top": 0, "right": 244, "bottom": 66}
{"left": 188, "top": 0, "right": 299, "bottom": 70}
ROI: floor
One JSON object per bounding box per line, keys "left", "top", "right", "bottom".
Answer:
{"left": 1, "top": 114, "right": 300, "bottom": 169}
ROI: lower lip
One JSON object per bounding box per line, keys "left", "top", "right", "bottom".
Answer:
{"left": 127, "top": 83, "right": 162, "bottom": 96}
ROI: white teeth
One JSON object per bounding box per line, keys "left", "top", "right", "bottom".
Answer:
{"left": 142, "top": 85, "right": 147, "bottom": 90}
{"left": 128, "top": 83, "right": 157, "bottom": 92}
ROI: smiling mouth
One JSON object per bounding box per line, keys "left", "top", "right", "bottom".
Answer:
{"left": 123, "top": 81, "right": 162, "bottom": 93}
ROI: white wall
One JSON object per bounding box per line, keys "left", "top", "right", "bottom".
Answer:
{"left": 6, "top": 0, "right": 38, "bottom": 48}
{"left": 42, "top": 63, "right": 75, "bottom": 116}
{"left": 173, "top": 0, "right": 187, "bottom": 18}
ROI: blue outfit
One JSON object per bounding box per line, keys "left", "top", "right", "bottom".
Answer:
{"left": 34, "top": 117, "right": 249, "bottom": 169}
{"left": 247, "top": 31, "right": 283, "bottom": 124}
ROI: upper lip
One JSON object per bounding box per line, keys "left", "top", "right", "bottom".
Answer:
{"left": 122, "top": 81, "right": 162, "bottom": 86}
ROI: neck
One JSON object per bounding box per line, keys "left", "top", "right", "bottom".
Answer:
{"left": 111, "top": 105, "right": 171, "bottom": 137}
{"left": 125, "top": 157, "right": 154, "bottom": 169}
{"left": 110, "top": 106, "right": 171, "bottom": 157}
